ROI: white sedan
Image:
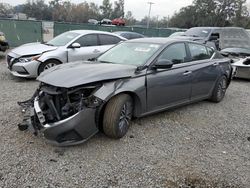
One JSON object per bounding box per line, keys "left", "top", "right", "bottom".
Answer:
{"left": 7, "top": 30, "right": 126, "bottom": 78}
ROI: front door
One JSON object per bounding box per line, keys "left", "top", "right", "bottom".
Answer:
{"left": 68, "top": 34, "right": 102, "bottom": 62}
{"left": 146, "top": 42, "right": 192, "bottom": 112}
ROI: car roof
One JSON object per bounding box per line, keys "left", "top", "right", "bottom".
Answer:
{"left": 114, "top": 31, "right": 143, "bottom": 35}
{"left": 188, "top": 27, "right": 220, "bottom": 30}
{"left": 68, "top": 30, "right": 126, "bottom": 40}
{"left": 69, "top": 30, "right": 116, "bottom": 35}
{"left": 187, "top": 27, "right": 244, "bottom": 30}
{"left": 126, "top": 37, "right": 191, "bottom": 44}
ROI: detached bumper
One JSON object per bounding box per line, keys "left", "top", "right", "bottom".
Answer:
{"left": 19, "top": 97, "right": 99, "bottom": 146}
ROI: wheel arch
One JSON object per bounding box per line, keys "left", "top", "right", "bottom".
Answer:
{"left": 104, "top": 91, "right": 143, "bottom": 117}
{"left": 96, "top": 91, "right": 142, "bottom": 132}
{"left": 37, "top": 58, "right": 62, "bottom": 75}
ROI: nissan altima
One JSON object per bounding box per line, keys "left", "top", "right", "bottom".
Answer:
{"left": 7, "top": 30, "right": 126, "bottom": 78}
{"left": 18, "top": 38, "right": 233, "bottom": 146}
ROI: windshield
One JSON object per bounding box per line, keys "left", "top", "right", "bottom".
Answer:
{"left": 98, "top": 42, "right": 161, "bottom": 66}
{"left": 46, "top": 32, "right": 80, "bottom": 46}
{"left": 183, "top": 28, "right": 211, "bottom": 38}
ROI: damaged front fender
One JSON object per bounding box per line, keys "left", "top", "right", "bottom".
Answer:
{"left": 93, "top": 76, "right": 147, "bottom": 117}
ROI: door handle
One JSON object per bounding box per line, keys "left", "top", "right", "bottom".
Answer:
{"left": 93, "top": 49, "right": 101, "bottom": 53}
{"left": 183, "top": 71, "right": 192, "bottom": 76}
{"left": 213, "top": 62, "right": 219, "bottom": 66}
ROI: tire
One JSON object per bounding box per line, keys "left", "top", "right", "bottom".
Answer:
{"left": 103, "top": 94, "right": 133, "bottom": 139}
{"left": 209, "top": 75, "right": 228, "bottom": 103}
{"left": 38, "top": 60, "right": 60, "bottom": 75}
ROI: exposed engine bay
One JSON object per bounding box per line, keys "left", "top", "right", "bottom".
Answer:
{"left": 18, "top": 83, "right": 103, "bottom": 146}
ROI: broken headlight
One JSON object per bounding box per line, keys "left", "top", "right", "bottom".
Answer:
{"left": 38, "top": 84, "right": 103, "bottom": 123}
{"left": 19, "top": 54, "right": 42, "bottom": 63}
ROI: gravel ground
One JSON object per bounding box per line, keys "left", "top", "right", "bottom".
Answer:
{"left": 0, "top": 52, "right": 250, "bottom": 188}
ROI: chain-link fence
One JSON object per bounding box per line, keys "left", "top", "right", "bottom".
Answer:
{"left": 0, "top": 19, "right": 42, "bottom": 47}
{"left": 53, "top": 21, "right": 185, "bottom": 38}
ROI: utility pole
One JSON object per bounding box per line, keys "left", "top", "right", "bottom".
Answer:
{"left": 147, "top": 2, "right": 154, "bottom": 29}
{"left": 156, "top": 15, "right": 159, "bottom": 28}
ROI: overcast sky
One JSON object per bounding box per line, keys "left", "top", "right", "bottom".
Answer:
{"left": 3, "top": 0, "right": 250, "bottom": 20}
{"left": 3, "top": 0, "right": 194, "bottom": 19}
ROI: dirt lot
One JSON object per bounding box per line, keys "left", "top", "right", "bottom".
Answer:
{"left": 0, "top": 52, "right": 250, "bottom": 188}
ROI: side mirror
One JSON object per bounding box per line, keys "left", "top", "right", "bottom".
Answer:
{"left": 154, "top": 59, "right": 173, "bottom": 69}
{"left": 71, "top": 42, "right": 81, "bottom": 48}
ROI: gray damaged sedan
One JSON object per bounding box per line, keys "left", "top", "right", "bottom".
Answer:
{"left": 7, "top": 30, "right": 126, "bottom": 78}
{"left": 18, "top": 38, "right": 233, "bottom": 146}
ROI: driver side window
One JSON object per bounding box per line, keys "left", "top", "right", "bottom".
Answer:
{"left": 158, "top": 43, "right": 187, "bottom": 64}
{"left": 74, "top": 34, "right": 98, "bottom": 47}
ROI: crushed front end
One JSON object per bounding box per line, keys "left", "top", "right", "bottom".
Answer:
{"left": 18, "top": 83, "right": 103, "bottom": 146}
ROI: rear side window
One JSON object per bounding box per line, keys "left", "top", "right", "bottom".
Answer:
{"left": 75, "top": 34, "right": 98, "bottom": 47}
{"left": 130, "top": 33, "right": 141, "bottom": 39}
{"left": 158, "top": 43, "right": 187, "bottom": 64}
{"left": 121, "top": 33, "right": 130, "bottom": 39}
{"left": 188, "top": 43, "right": 210, "bottom": 61}
{"left": 99, "top": 34, "right": 122, "bottom": 45}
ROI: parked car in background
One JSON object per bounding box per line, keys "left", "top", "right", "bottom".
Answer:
{"left": 232, "top": 58, "right": 250, "bottom": 79}
{"left": 88, "top": 19, "right": 99, "bottom": 25}
{"left": 100, "top": 19, "right": 112, "bottom": 25}
{"left": 0, "top": 31, "right": 9, "bottom": 52}
{"left": 18, "top": 38, "right": 232, "bottom": 146}
{"left": 176, "top": 27, "right": 250, "bottom": 51}
{"left": 7, "top": 30, "right": 126, "bottom": 78}
{"left": 112, "top": 18, "right": 125, "bottom": 26}
{"left": 221, "top": 48, "right": 250, "bottom": 80}
{"left": 114, "top": 31, "right": 145, "bottom": 40}
{"left": 169, "top": 31, "right": 185, "bottom": 37}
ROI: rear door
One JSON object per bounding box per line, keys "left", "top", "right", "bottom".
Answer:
{"left": 146, "top": 42, "right": 193, "bottom": 112}
{"left": 98, "top": 34, "right": 123, "bottom": 54}
{"left": 67, "top": 34, "right": 100, "bottom": 62}
{"left": 187, "top": 42, "right": 220, "bottom": 100}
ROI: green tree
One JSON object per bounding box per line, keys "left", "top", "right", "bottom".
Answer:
{"left": 112, "top": 0, "right": 124, "bottom": 19}
{"left": 169, "top": 0, "right": 250, "bottom": 28}
{"left": 0, "top": 3, "right": 13, "bottom": 17}
{"left": 23, "top": 0, "right": 52, "bottom": 20}
{"left": 125, "top": 11, "right": 136, "bottom": 25}
{"left": 100, "top": 0, "right": 112, "bottom": 18}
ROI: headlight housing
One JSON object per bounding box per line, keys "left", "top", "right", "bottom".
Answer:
{"left": 19, "top": 54, "right": 42, "bottom": 63}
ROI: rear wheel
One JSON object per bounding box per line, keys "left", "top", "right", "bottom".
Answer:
{"left": 38, "top": 60, "right": 60, "bottom": 75}
{"left": 210, "top": 75, "right": 228, "bottom": 103}
{"left": 103, "top": 94, "right": 133, "bottom": 139}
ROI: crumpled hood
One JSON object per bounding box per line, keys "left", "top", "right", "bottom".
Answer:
{"left": 11, "top": 42, "right": 57, "bottom": 57}
{"left": 37, "top": 61, "right": 137, "bottom": 88}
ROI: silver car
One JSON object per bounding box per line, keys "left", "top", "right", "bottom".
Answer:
{"left": 6, "top": 30, "right": 126, "bottom": 78}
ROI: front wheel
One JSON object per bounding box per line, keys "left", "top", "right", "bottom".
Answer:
{"left": 103, "top": 94, "right": 133, "bottom": 139}
{"left": 38, "top": 60, "right": 60, "bottom": 75}
{"left": 209, "top": 75, "right": 228, "bottom": 103}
